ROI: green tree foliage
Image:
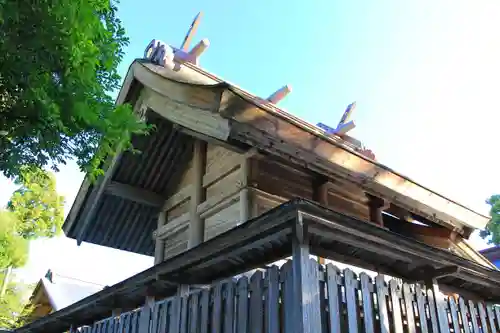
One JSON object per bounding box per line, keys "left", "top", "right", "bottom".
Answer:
{"left": 0, "top": 274, "right": 34, "bottom": 329}
{"left": 0, "top": 212, "right": 28, "bottom": 270}
{"left": 480, "top": 195, "right": 500, "bottom": 244}
{"left": 0, "top": 0, "right": 148, "bottom": 180}
{"left": 7, "top": 167, "right": 64, "bottom": 240}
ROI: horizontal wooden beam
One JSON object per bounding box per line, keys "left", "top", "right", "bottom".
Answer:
{"left": 105, "top": 181, "right": 165, "bottom": 207}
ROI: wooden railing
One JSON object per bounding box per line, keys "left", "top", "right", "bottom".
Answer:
{"left": 72, "top": 259, "right": 500, "bottom": 333}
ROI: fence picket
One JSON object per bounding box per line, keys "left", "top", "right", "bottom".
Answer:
{"left": 138, "top": 304, "right": 151, "bottom": 333}
{"left": 104, "top": 319, "right": 113, "bottom": 333}
{"left": 180, "top": 296, "right": 189, "bottom": 333}
{"left": 249, "top": 270, "right": 264, "bottom": 333}
{"left": 479, "top": 303, "right": 490, "bottom": 333}
{"left": 224, "top": 280, "right": 236, "bottom": 333}
{"left": 236, "top": 276, "right": 249, "bottom": 333}
{"left": 188, "top": 291, "right": 200, "bottom": 333}
{"left": 414, "top": 285, "right": 429, "bottom": 333}
{"left": 360, "top": 273, "right": 374, "bottom": 333}
{"left": 459, "top": 297, "right": 471, "bottom": 333}
{"left": 448, "top": 297, "right": 460, "bottom": 333}
{"left": 281, "top": 260, "right": 294, "bottom": 333}
{"left": 212, "top": 283, "right": 223, "bottom": 333}
{"left": 389, "top": 279, "right": 404, "bottom": 333}
{"left": 427, "top": 289, "right": 440, "bottom": 333}
{"left": 122, "top": 312, "right": 132, "bottom": 333}
{"left": 199, "top": 289, "right": 210, "bottom": 333}
{"left": 402, "top": 284, "right": 416, "bottom": 333}
{"left": 487, "top": 304, "right": 497, "bottom": 333}
{"left": 149, "top": 302, "right": 159, "bottom": 333}
{"left": 326, "top": 264, "right": 342, "bottom": 333}
{"left": 375, "top": 275, "right": 390, "bottom": 333}
{"left": 264, "top": 265, "right": 279, "bottom": 333}
{"left": 435, "top": 292, "right": 451, "bottom": 333}
{"left": 169, "top": 298, "right": 181, "bottom": 333}
{"left": 469, "top": 300, "right": 481, "bottom": 333}
{"left": 344, "top": 268, "right": 359, "bottom": 333}
{"left": 131, "top": 310, "right": 141, "bottom": 333}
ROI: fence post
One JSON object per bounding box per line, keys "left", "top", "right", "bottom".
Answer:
{"left": 290, "top": 213, "right": 322, "bottom": 333}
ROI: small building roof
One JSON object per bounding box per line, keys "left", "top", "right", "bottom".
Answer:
{"left": 39, "top": 277, "right": 103, "bottom": 311}
{"left": 28, "top": 270, "right": 104, "bottom": 319}
{"left": 480, "top": 246, "right": 500, "bottom": 264}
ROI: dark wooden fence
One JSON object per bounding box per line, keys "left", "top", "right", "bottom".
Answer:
{"left": 72, "top": 259, "right": 500, "bottom": 333}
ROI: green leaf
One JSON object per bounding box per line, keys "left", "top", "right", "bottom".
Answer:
{"left": 0, "top": 0, "right": 148, "bottom": 180}
{"left": 480, "top": 194, "right": 500, "bottom": 245}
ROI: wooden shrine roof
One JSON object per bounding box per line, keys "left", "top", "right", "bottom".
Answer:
{"left": 63, "top": 59, "right": 489, "bottom": 255}
{"left": 23, "top": 199, "right": 500, "bottom": 333}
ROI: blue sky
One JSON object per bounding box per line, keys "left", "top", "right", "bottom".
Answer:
{"left": 1, "top": 0, "right": 500, "bottom": 285}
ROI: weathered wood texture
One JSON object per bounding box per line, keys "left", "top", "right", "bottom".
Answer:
{"left": 155, "top": 143, "right": 247, "bottom": 261}
{"left": 71, "top": 259, "right": 500, "bottom": 333}
{"left": 248, "top": 157, "right": 372, "bottom": 222}
{"left": 154, "top": 142, "right": 469, "bottom": 262}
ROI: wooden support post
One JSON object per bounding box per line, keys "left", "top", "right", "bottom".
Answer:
{"left": 239, "top": 156, "right": 251, "bottom": 225}
{"left": 313, "top": 178, "right": 329, "bottom": 265}
{"left": 366, "top": 193, "right": 389, "bottom": 227}
{"left": 183, "top": 140, "right": 207, "bottom": 296}
{"left": 188, "top": 139, "right": 207, "bottom": 248}
{"left": 154, "top": 211, "right": 167, "bottom": 264}
{"left": 290, "top": 213, "right": 322, "bottom": 333}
